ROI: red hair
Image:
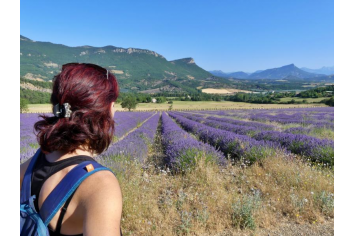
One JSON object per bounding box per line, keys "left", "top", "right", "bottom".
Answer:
{"left": 34, "top": 63, "right": 119, "bottom": 154}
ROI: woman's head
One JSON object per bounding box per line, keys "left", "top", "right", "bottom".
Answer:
{"left": 35, "top": 63, "right": 119, "bottom": 155}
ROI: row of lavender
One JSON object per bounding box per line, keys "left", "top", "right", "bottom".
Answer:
{"left": 247, "top": 108, "right": 334, "bottom": 128}
{"left": 20, "top": 112, "right": 154, "bottom": 163}
{"left": 113, "top": 112, "right": 154, "bottom": 140}
{"left": 161, "top": 112, "right": 226, "bottom": 172}
{"left": 184, "top": 109, "right": 334, "bottom": 137}
{"left": 192, "top": 107, "right": 334, "bottom": 129}
{"left": 100, "top": 111, "right": 281, "bottom": 172}
{"left": 21, "top": 108, "right": 334, "bottom": 170}
{"left": 20, "top": 114, "right": 42, "bottom": 162}
{"left": 178, "top": 111, "right": 329, "bottom": 137}
{"left": 168, "top": 112, "right": 285, "bottom": 165}
{"left": 172, "top": 110, "right": 334, "bottom": 165}
{"left": 178, "top": 112, "right": 275, "bottom": 136}
{"left": 98, "top": 113, "right": 160, "bottom": 163}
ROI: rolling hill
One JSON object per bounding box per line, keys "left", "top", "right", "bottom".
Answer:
{"left": 20, "top": 35, "right": 232, "bottom": 93}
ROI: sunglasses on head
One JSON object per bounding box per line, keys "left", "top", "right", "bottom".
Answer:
{"left": 62, "top": 63, "right": 109, "bottom": 79}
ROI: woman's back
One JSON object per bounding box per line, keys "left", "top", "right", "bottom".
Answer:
{"left": 20, "top": 150, "right": 122, "bottom": 236}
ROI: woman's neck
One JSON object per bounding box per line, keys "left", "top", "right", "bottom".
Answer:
{"left": 45, "top": 148, "right": 94, "bottom": 163}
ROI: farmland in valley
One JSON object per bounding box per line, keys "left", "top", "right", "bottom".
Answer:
{"left": 26, "top": 101, "right": 327, "bottom": 113}
{"left": 20, "top": 107, "right": 334, "bottom": 234}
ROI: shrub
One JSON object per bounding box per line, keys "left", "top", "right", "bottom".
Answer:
{"left": 231, "top": 193, "right": 261, "bottom": 230}
{"left": 20, "top": 98, "right": 29, "bottom": 113}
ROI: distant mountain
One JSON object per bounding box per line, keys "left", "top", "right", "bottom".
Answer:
{"left": 20, "top": 35, "right": 234, "bottom": 93}
{"left": 248, "top": 64, "right": 323, "bottom": 79}
{"left": 253, "top": 70, "right": 263, "bottom": 74}
{"left": 229, "top": 71, "right": 250, "bottom": 79}
{"left": 209, "top": 70, "right": 250, "bottom": 79}
{"left": 210, "top": 64, "right": 329, "bottom": 80}
{"left": 300, "top": 66, "right": 334, "bottom": 75}
{"left": 209, "top": 70, "right": 229, "bottom": 77}
{"left": 169, "top": 58, "right": 211, "bottom": 78}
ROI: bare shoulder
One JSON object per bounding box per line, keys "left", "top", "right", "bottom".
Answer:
{"left": 77, "top": 169, "right": 123, "bottom": 236}
{"left": 78, "top": 169, "right": 122, "bottom": 198}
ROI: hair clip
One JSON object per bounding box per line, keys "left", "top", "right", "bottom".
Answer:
{"left": 106, "top": 69, "right": 109, "bottom": 80}
{"left": 53, "top": 103, "right": 72, "bottom": 118}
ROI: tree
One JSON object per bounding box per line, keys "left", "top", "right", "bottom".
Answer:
{"left": 288, "top": 99, "right": 296, "bottom": 104}
{"left": 156, "top": 96, "right": 166, "bottom": 103}
{"left": 121, "top": 95, "right": 138, "bottom": 111}
{"left": 20, "top": 98, "right": 29, "bottom": 113}
{"left": 325, "top": 96, "right": 334, "bottom": 107}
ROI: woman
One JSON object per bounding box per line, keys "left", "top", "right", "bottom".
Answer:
{"left": 20, "top": 63, "right": 123, "bottom": 236}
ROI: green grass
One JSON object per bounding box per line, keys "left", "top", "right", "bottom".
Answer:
{"left": 309, "top": 128, "right": 334, "bottom": 140}
{"left": 279, "top": 97, "right": 329, "bottom": 103}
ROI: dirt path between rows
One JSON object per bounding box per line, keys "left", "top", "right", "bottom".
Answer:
{"left": 114, "top": 112, "right": 157, "bottom": 144}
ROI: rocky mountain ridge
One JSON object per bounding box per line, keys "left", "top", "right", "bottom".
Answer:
{"left": 20, "top": 82, "right": 51, "bottom": 93}
{"left": 20, "top": 35, "right": 232, "bottom": 93}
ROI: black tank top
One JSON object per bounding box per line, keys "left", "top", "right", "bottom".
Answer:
{"left": 31, "top": 152, "right": 94, "bottom": 236}
{"left": 31, "top": 152, "right": 123, "bottom": 236}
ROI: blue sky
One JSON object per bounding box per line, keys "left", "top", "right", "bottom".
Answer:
{"left": 20, "top": 0, "right": 334, "bottom": 72}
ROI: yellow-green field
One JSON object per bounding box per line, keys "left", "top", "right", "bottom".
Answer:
{"left": 115, "top": 154, "right": 334, "bottom": 235}
{"left": 27, "top": 101, "right": 327, "bottom": 113}
{"left": 279, "top": 97, "right": 330, "bottom": 103}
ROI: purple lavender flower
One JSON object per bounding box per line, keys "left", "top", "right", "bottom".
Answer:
{"left": 98, "top": 113, "right": 160, "bottom": 164}
{"left": 253, "top": 131, "right": 334, "bottom": 165}
{"left": 169, "top": 112, "right": 285, "bottom": 164}
{"left": 161, "top": 112, "right": 225, "bottom": 172}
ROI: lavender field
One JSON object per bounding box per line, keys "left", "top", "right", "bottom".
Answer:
{"left": 20, "top": 107, "right": 334, "bottom": 167}
{"left": 20, "top": 107, "right": 334, "bottom": 234}
{"left": 20, "top": 111, "right": 155, "bottom": 163}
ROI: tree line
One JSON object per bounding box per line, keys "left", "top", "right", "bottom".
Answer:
{"left": 20, "top": 82, "right": 334, "bottom": 113}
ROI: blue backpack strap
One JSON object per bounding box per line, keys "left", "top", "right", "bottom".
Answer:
{"left": 21, "top": 195, "right": 49, "bottom": 236}
{"left": 21, "top": 148, "right": 42, "bottom": 204}
{"left": 39, "top": 161, "right": 112, "bottom": 226}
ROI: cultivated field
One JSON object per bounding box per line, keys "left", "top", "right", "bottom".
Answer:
{"left": 279, "top": 97, "right": 330, "bottom": 103}
{"left": 201, "top": 88, "right": 252, "bottom": 94}
{"left": 27, "top": 101, "right": 327, "bottom": 113}
{"left": 20, "top": 107, "right": 334, "bottom": 235}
